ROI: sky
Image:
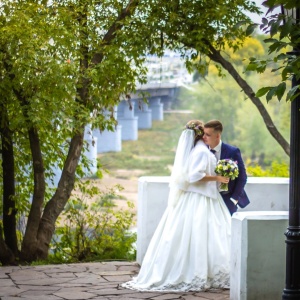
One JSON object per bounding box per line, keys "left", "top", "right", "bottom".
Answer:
{"left": 247, "top": 0, "right": 281, "bottom": 24}
{"left": 245, "top": 0, "right": 281, "bottom": 34}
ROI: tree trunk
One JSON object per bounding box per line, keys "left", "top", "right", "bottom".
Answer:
{"left": 36, "top": 132, "right": 84, "bottom": 259}
{"left": 0, "top": 104, "right": 18, "bottom": 257}
{"left": 207, "top": 43, "right": 290, "bottom": 156}
{"left": 20, "top": 127, "right": 46, "bottom": 261}
{"left": 0, "top": 225, "right": 17, "bottom": 265}
{"left": 11, "top": 89, "right": 46, "bottom": 262}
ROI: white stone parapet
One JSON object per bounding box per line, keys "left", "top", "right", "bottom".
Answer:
{"left": 136, "top": 176, "right": 289, "bottom": 264}
{"left": 231, "top": 211, "right": 288, "bottom": 300}
{"left": 136, "top": 177, "right": 169, "bottom": 264}
{"left": 136, "top": 177, "right": 289, "bottom": 299}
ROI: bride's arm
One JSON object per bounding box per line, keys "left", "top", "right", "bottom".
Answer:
{"left": 188, "top": 145, "right": 229, "bottom": 184}
{"left": 200, "top": 175, "right": 229, "bottom": 183}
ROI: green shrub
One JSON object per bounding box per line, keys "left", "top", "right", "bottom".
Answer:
{"left": 49, "top": 183, "right": 136, "bottom": 263}
{"left": 247, "top": 161, "right": 289, "bottom": 177}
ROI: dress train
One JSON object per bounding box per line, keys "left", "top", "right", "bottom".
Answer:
{"left": 122, "top": 191, "right": 231, "bottom": 292}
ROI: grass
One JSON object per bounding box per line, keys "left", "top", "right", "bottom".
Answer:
{"left": 97, "top": 110, "right": 290, "bottom": 180}
{"left": 98, "top": 112, "right": 198, "bottom": 178}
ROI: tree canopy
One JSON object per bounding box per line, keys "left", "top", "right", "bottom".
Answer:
{"left": 246, "top": 0, "right": 300, "bottom": 102}
{"left": 0, "top": 0, "right": 276, "bottom": 264}
{"left": 0, "top": 0, "right": 156, "bottom": 264}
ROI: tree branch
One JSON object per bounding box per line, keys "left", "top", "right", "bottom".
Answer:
{"left": 206, "top": 42, "right": 290, "bottom": 157}
{"left": 91, "top": 0, "right": 139, "bottom": 65}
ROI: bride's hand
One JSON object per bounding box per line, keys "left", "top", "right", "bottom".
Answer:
{"left": 217, "top": 176, "right": 230, "bottom": 183}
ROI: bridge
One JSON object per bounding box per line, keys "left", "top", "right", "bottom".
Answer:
{"left": 90, "top": 82, "right": 180, "bottom": 154}
{"left": 49, "top": 53, "right": 193, "bottom": 185}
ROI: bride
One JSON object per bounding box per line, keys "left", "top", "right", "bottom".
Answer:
{"left": 122, "top": 120, "right": 231, "bottom": 292}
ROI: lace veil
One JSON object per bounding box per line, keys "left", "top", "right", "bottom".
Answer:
{"left": 168, "top": 129, "right": 195, "bottom": 207}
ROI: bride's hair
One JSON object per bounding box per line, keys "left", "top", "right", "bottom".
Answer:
{"left": 185, "top": 120, "right": 204, "bottom": 144}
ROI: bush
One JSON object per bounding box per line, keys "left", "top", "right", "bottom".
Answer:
{"left": 246, "top": 161, "right": 289, "bottom": 177}
{"left": 49, "top": 183, "right": 136, "bottom": 263}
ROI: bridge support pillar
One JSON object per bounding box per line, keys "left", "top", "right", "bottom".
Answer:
{"left": 117, "top": 100, "right": 138, "bottom": 140}
{"left": 149, "top": 97, "right": 163, "bottom": 121}
{"left": 134, "top": 100, "right": 152, "bottom": 129}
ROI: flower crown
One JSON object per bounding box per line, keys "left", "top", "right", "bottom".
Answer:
{"left": 185, "top": 123, "right": 203, "bottom": 136}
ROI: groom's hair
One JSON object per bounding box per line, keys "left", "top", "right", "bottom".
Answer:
{"left": 204, "top": 120, "right": 223, "bottom": 133}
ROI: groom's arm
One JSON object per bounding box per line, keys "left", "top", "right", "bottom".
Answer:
{"left": 230, "top": 148, "right": 247, "bottom": 201}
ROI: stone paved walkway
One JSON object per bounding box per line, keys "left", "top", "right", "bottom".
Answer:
{"left": 0, "top": 261, "right": 230, "bottom": 300}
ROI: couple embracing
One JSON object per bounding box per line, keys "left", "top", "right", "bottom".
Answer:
{"left": 204, "top": 119, "right": 249, "bottom": 215}
{"left": 122, "top": 119, "right": 250, "bottom": 292}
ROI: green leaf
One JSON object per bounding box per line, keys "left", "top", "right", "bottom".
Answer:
{"left": 286, "top": 85, "right": 300, "bottom": 102}
{"left": 255, "top": 87, "right": 271, "bottom": 98}
{"left": 266, "top": 86, "right": 277, "bottom": 102}
{"left": 280, "top": 18, "right": 293, "bottom": 40}
{"left": 282, "top": 66, "right": 293, "bottom": 81}
{"left": 277, "top": 53, "right": 288, "bottom": 61}
{"left": 270, "top": 20, "right": 280, "bottom": 37}
{"left": 276, "top": 82, "right": 286, "bottom": 101}
{"left": 289, "top": 92, "right": 300, "bottom": 102}
{"left": 246, "top": 62, "right": 258, "bottom": 71}
{"left": 268, "top": 41, "right": 285, "bottom": 54}
{"left": 256, "top": 64, "right": 267, "bottom": 73}
{"left": 264, "top": 38, "right": 279, "bottom": 44}
{"left": 261, "top": 17, "right": 268, "bottom": 26}
{"left": 246, "top": 24, "right": 258, "bottom": 36}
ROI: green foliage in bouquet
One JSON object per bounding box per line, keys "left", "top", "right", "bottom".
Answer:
{"left": 215, "top": 159, "right": 239, "bottom": 191}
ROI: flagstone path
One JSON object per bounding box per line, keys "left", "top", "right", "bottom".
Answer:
{"left": 0, "top": 261, "right": 230, "bottom": 300}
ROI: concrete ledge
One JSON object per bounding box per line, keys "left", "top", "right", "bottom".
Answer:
{"left": 137, "top": 176, "right": 289, "bottom": 264}
{"left": 136, "top": 177, "right": 289, "bottom": 299}
{"left": 231, "top": 211, "right": 288, "bottom": 300}
{"left": 244, "top": 177, "right": 289, "bottom": 211}
{"left": 136, "top": 177, "right": 169, "bottom": 264}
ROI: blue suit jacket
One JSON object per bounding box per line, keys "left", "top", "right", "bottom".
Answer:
{"left": 220, "top": 142, "right": 250, "bottom": 215}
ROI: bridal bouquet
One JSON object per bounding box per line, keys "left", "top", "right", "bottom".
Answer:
{"left": 215, "top": 159, "right": 239, "bottom": 191}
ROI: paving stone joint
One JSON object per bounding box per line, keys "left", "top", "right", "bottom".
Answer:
{"left": 0, "top": 261, "right": 229, "bottom": 300}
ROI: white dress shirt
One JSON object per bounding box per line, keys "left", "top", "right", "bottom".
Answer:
{"left": 209, "top": 141, "right": 222, "bottom": 161}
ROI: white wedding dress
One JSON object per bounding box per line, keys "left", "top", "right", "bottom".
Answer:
{"left": 122, "top": 131, "right": 231, "bottom": 292}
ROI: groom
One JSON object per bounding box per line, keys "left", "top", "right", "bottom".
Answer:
{"left": 203, "top": 119, "right": 250, "bottom": 215}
